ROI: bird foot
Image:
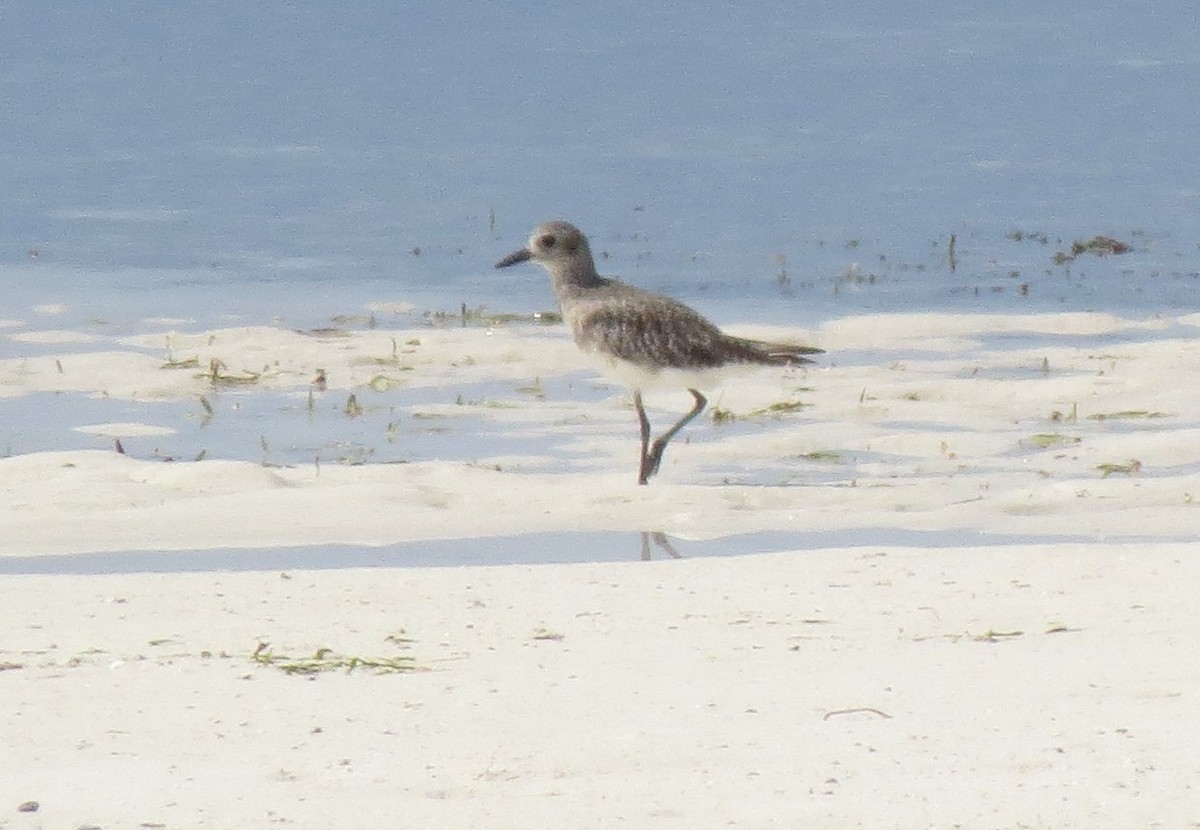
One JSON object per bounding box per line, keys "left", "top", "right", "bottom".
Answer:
{"left": 637, "top": 440, "right": 668, "bottom": 485}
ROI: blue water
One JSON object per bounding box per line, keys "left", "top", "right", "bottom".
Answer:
{"left": 3, "top": 2, "right": 1198, "bottom": 335}
{"left": 0, "top": 376, "right": 602, "bottom": 466}
{"left": 0, "top": 528, "right": 1178, "bottom": 575}
{"left": 2, "top": 4, "right": 1198, "bottom": 567}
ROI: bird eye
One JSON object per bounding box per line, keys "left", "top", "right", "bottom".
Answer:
{"left": 537, "top": 234, "right": 556, "bottom": 249}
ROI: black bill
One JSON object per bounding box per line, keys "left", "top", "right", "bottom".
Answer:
{"left": 495, "top": 248, "right": 532, "bottom": 268}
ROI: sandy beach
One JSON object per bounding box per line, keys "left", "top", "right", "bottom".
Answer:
{"left": 2, "top": 310, "right": 1199, "bottom": 828}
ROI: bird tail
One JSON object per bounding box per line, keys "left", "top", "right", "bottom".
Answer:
{"left": 731, "top": 337, "right": 824, "bottom": 366}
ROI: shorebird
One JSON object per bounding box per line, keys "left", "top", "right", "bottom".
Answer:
{"left": 496, "top": 220, "right": 822, "bottom": 484}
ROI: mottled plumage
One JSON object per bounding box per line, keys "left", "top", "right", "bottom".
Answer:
{"left": 565, "top": 287, "right": 811, "bottom": 372}
{"left": 496, "top": 220, "right": 822, "bottom": 484}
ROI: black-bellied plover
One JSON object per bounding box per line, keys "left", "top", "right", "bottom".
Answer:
{"left": 496, "top": 220, "right": 822, "bottom": 484}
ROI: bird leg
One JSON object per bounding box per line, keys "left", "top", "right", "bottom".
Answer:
{"left": 638, "top": 389, "right": 707, "bottom": 484}
{"left": 634, "top": 390, "right": 653, "bottom": 484}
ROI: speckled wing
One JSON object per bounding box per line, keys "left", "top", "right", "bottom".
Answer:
{"left": 567, "top": 289, "right": 812, "bottom": 371}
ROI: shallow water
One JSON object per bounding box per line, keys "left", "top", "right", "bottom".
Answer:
{"left": 3, "top": 4, "right": 1199, "bottom": 568}
{"left": 3, "top": 3, "right": 1198, "bottom": 335}
{"left": 0, "top": 377, "right": 601, "bottom": 468}
{"left": 0, "top": 527, "right": 1181, "bottom": 575}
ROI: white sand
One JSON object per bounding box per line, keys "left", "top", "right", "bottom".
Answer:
{"left": 2, "top": 310, "right": 1199, "bottom": 827}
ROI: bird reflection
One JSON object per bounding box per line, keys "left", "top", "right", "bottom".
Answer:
{"left": 640, "top": 530, "right": 682, "bottom": 560}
